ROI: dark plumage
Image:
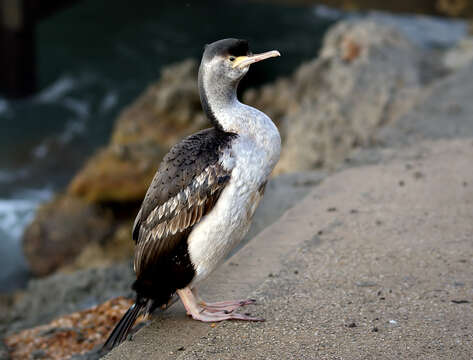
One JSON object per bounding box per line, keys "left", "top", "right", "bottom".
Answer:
{"left": 132, "top": 128, "right": 236, "bottom": 302}
{"left": 133, "top": 128, "right": 237, "bottom": 243}
{"left": 202, "top": 38, "right": 250, "bottom": 61}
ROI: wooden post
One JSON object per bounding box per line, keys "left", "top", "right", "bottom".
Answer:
{"left": 0, "top": 0, "right": 36, "bottom": 98}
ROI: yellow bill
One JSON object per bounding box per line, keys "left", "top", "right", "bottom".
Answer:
{"left": 232, "top": 50, "right": 281, "bottom": 69}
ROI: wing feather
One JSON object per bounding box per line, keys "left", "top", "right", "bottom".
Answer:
{"left": 131, "top": 128, "right": 237, "bottom": 277}
{"left": 133, "top": 162, "right": 231, "bottom": 275}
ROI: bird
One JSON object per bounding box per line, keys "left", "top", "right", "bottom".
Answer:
{"left": 102, "top": 38, "right": 281, "bottom": 351}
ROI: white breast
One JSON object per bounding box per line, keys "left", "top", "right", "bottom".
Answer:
{"left": 187, "top": 106, "right": 281, "bottom": 285}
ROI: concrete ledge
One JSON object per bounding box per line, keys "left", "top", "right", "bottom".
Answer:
{"left": 108, "top": 138, "right": 473, "bottom": 359}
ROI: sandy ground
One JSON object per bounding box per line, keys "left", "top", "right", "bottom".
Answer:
{"left": 106, "top": 138, "right": 473, "bottom": 359}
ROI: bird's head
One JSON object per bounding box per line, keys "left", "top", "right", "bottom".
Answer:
{"left": 199, "top": 38, "right": 280, "bottom": 86}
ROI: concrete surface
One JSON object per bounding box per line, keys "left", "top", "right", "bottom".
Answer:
{"left": 107, "top": 138, "right": 473, "bottom": 359}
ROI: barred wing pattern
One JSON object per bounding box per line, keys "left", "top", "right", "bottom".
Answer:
{"left": 134, "top": 162, "right": 231, "bottom": 276}
{"left": 102, "top": 129, "right": 236, "bottom": 352}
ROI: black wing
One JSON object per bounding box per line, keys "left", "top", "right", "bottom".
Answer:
{"left": 132, "top": 128, "right": 236, "bottom": 277}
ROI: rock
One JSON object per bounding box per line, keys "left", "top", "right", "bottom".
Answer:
{"left": 436, "top": 0, "right": 472, "bottom": 17}
{"left": 5, "top": 297, "right": 135, "bottom": 360}
{"left": 67, "top": 145, "right": 164, "bottom": 204}
{"left": 376, "top": 61, "right": 473, "bottom": 146}
{"left": 444, "top": 36, "right": 473, "bottom": 70}
{"left": 3, "top": 263, "right": 134, "bottom": 336}
{"left": 58, "top": 221, "right": 136, "bottom": 274}
{"left": 258, "top": 20, "right": 423, "bottom": 173}
{"left": 22, "top": 195, "right": 115, "bottom": 276}
{"left": 69, "top": 59, "right": 205, "bottom": 203}
{"left": 364, "top": 11, "right": 468, "bottom": 49}
{"left": 112, "top": 59, "right": 205, "bottom": 146}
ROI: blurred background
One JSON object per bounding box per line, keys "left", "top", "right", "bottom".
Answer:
{"left": 0, "top": 0, "right": 337, "bottom": 292}
{"left": 1, "top": 0, "right": 473, "bottom": 358}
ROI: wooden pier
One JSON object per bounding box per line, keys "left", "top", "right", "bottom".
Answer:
{"left": 0, "top": 0, "right": 79, "bottom": 98}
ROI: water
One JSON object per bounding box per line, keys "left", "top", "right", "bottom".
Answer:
{"left": 0, "top": 189, "right": 53, "bottom": 291}
{"left": 0, "top": 0, "right": 335, "bottom": 292}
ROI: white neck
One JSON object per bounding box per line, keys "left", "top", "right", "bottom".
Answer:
{"left": 198, "top": 61, "right": 281, "bottom": 164}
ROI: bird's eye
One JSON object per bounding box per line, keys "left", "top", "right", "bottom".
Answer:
{"left": 229, "top": 56, "right": 236, "bottom": 62}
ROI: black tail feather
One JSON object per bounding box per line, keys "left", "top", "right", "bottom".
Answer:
{"left": 101, "top": 299, "right": 147, "bottom": 353}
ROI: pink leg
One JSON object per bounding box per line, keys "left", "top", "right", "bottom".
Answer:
{"left": 201, "top": 299, "right": 256, "bottom": 313}
{"left": 192, "top": 288, "right": 257, "bottom": 313}
{"left": 177, "top": 287, "right": 264, "bottom": 322}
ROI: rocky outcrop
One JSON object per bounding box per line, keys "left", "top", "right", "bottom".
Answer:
{"left": 5, "top": 297, "right": 133, "bottom": 360}
{"left": 247, "top": 21, "right": 423, "bottom": 173}
{"left": 376, "top": 61, "right": 473, "bottom": 146}
{"left": 3, "top": 263, "right": 134, "bottom": 337}
{"left": 22, "top": 195, "right": 114, "bottom": 276}
{"left": 68, "top": 59, "right": 204, "bottom": 203}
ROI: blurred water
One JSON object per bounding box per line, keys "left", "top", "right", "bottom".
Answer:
{"left": 0, "top": 189, "right": 53, "bottom": 291}
{"left": 0, "top": 0, "right": 335, "bottom": 292}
